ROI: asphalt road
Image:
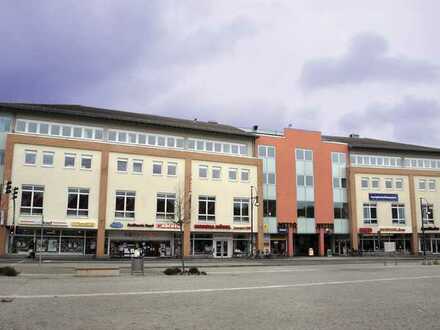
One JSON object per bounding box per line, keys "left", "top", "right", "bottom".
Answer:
{"left": 1, "top": 263, "right": 439, "bottom": 330}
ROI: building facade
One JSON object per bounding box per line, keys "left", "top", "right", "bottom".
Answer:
{"left": 0, "top": 104, "right": 263, "bottom": 257}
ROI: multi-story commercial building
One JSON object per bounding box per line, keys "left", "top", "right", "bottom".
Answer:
{"left": 0, "top": 103, "right": 263, "bottom": 258}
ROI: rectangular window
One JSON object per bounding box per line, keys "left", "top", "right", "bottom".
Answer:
{"left": 62, "top": 126, "right": 72, "bottom": 137}
{"left": 395, "top": 178, "right": 403, "bottom": 190}
{"left": 258, "top": 146, "right": 266, "bottom": 158}
{"left": 152, "top": 161, "right": 163, "bottom": 175}
{"left": 39, "top": 123, "right": 49, "bottom": 135}
{"left": 371, "top": 177, "right": 380, "bottom": 189}
{"left": 51, "top": 124, "right": 60, "bottom": 136}
{"left": 187, "top": 139, "right": 195, "bottom": 150}
{"left": 239, "top": 145, "right": 248, "bottom": 155}
{"left": 263, "top": 200, "right": 276, "bottom": 217}
{"left": 361, "top": 177, "right": 369, "bottom": 189}
{"left": 391, "top": 203, "right": 405, "bottom": 225}
{"left": 428, "top": 179, "right": 436, "bottom": 191}
{"left": 128, "top": 133, "right": 137, "bottom": 144}
{"left": 231, "top": 145, "right": 239, "bottom": 154}
{"left": 28, "top": 122, "right": 38, "bottom": 133}
{"left": 156, "top": 193, "right": 176, "bottom": 221}
{"left": 333, "top": 177, "right": 340, "bottom": 188}
{"left": 118, "top": 131, "right": 127, "bottom": 143}
{"left": 167, "top": 137, "right": 175, "bottom": 148}
{"left": 132, "top": 160, "right": 143, "bottom": 173}
{"left": 305, "top": 175, "right": 314, "bottom": 187}
{"left": 385, "top": 178, "right": 393, "bottom": 189}
{"left": 241, "top": 169, "right": 250, "bottom": 182}
{"left": 117, "top": 158, "right": 128, "bottom": 172}
{"left": 158, "top": 136, "right": 166, "bottom": 146}
{"left": 73, "top": 127, "right": 82, "bottom": 138}
{"left": 212, "top": 166, "right": 221, "bottom": 180}
{"left": 108, "top": 131, "right": 117, "bottom": 141}
{"left": 205, "top": 141, "right": 213, "bottom": 152}
{"left": 214, "top": 143, "right": 222, "bottom": 152}
{"left": 167, "top": 162, "right": 177, "bottom": 176}
{"left": 148, "top": 135, "right": 157, "bottom": 146}
{"left": 297, "top": 175, "right": 305, "bottom": 186}
{"left": 341, "top": 178, "right": 347, "bottom": 188}
{"left": 198, "top": 196, "right": 216, "bottom": 222}
{"left": 296, "top": 149, "right": 304, "bottom": 160}
{"left": 198, "top": 165, "right": 208, "bottom": 179}
{"left": 196, "top": 140, "right": 204, "bottom": 151}
{"left": 94, "top": 129, "right": 103, "bottom": 140}
{"left": 67, "top": 188, "right": 89, "bottom": 217}
{"left": 176, "top": 138, "right": 184, "bottom": 148}
{"left": 64, "top": 153, "right": 76, "bottom": 168}
{"left": 115, "top": 191, "right": 135, "bottom": 218}
{"left": 24, "top": 150, "right": 37, "bottom": 165}
{"left": 233, "top": 198, "right": 250, "bottom": 223}
{"left": 297, "top": 201, "right": 314, "bottom": 218}
{"left": 42, "top": 151, "right": 54, "bottom": 167}
{"left": 80, "top": 155, "right": 92, "bottom": 170}
{"left": 84, "top": 128, "right": 93, "bottom": 139}
{"left": 266, "top": 173, "right": 276, "bottom": 185}
{"left": 334, "top": 202, "right": 348, "bottom": 219}
{"left": 223, "top": 143, "right": 230, "bottom": 153}
{"left": 363, "top": 203, "right": 377, "bottom": 224}
{"left": 422, "top": 204, "right": 434, "bottom": 224}
{"left": 228, "top": 168, "right": 238, "bottom": 181}
{"left": 16, "top": 120, "right": 26, "bottom": 132}
{"left": 418, "top": 179, "right": 426, "bottom": 190}
{"left": 138, "top": 134, "right": 146, "bottom": 145}
{"left": 20, "top": 185, "right": 44, "bottom": 215}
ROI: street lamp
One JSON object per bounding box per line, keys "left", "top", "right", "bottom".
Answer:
{"left": 419, "top": 197, "right": 429, "bottom": 263}
{"left": 250, "top": 186, "right": 260, "bottom": 257}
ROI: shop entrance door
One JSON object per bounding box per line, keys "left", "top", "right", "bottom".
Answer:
{"left": 215, "top": 240, "right": 228, "bottom": 258}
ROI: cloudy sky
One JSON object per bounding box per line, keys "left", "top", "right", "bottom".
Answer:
{"left": 1, "top": 1, "right": 439, "bottom": 146}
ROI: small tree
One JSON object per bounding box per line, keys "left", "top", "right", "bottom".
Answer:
{"left": 170, "top": 184, "right": 190, "bottom": 273}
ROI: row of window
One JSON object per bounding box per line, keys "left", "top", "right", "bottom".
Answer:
{"left": 361, "top": 177, "right": 404, "bottom": 190}
{"left": 24, "top": 150, "right": 92, "bottom": 169}
{"left": 16, "top": 119, "right": 249, "bottom": 157}
{"left": 351, "top": 154, "right": 440, "bottom": 171}
{"left": 19, "top": 185, "right": 253, "bottom": 224}
{"left": 197, "top": 165, "right": 250, "bottom": 182}
{"left": 116, "top": 158, "right": 178, "bottom": 176}
{"left": 363, "top": 203, "right": 408, "bottom": 225}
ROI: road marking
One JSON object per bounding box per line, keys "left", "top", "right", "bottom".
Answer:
{"left": 210, "top": 268, "right": 317, "bottom": 274}
{"left": 2, "top": 275, "right": 440, "bottom": 300}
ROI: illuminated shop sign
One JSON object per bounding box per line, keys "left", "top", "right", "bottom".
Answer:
{"left": 110, "top": 222, "right": 124, "bottom": 229}
{"left": 127, "top": 223, "right": 154, "bottom": 228}
{"left": 71, "top": 222, "right": 96, "bottom": 228}
{"left": 194, "top": 224, "right": 231, "bottom": 230}
{"left": 369, "top": 193, "right": 398, "bottom": 202}
{"left": 156, "top": 223, "right": 180, "bottom": 230}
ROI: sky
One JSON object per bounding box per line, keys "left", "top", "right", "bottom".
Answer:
{"left": 1, "top": 1, "right": 440, "bottom": 146}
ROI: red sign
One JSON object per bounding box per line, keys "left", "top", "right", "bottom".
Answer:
{"left": 194, "top": 224, "right": 231, "bottom": 230}
{"left": 359, "top": 227, "right": 373, "bottom": 234}
{"left": 155, "top": 223, "right": 180, "bottom": 230}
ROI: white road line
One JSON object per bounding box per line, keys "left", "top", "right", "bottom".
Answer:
{"left": 209, "top": 269, "right": 317, "bottom": 274}
{"left": 2, "top": 275, "right": 440, "bottom": 300}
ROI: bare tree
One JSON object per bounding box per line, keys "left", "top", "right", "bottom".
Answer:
{"left": 170, "top": 184, "right": 190, "bottom": 273}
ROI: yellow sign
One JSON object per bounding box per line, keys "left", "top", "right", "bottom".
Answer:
{"left": 71, "top": 222, "right": 96, "bottom": 228}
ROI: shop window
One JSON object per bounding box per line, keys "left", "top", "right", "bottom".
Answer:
{"left": 297, "top": 202, "right": 314, "bottom": 218}
{"left": 198, "top": 196, "right": 216, "bottom": 222}
{"left": 20, "top": 185, "right": 44, "bottom": 215}
{"left": 233, "top": 198, "right": 250, "bottom": 223}
{"left": 363, "top": 203, "right": 377, "bottom": 224}
{"left": 67, "top": 188, "right": 89, "bottom": 217}
{"left": 64, "top": 153, "right": 76, "bottom": 168}
{"left": 263, "top": 200, "right": 276, "bottom": 217}
{"left": 24, "top": 150, "right": 37, "bottom": 165}
{"left": 391, "top": 203, "right": 405, "bottom": 225}
{"left": 156, "top": 193, "right": 176, "bottom": 221}
{"left": 115, "top": 191, "right": 135, "bottom": 218}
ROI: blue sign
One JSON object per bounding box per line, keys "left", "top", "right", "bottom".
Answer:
{"left": 369, "top": 193, "right": 398, "bottom": 202}
{"left": 110, "top": 222, "right": 123, "bottom": 229}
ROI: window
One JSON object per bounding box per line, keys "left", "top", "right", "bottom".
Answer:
{"left": 231, "top": 145, "right": 239, "bottom": 154}
{"left": 62, "top": 126, "right": 71, "bottom": 137}
{"left": 133, "top": 160, "right": 143, "bottom": 173}
{"left": 395, "top": 178, "right": 403, "bottom": 190}
{"left": 212, "top": 167, "right": 221, "bottom": 180}
{"left": 73, "top": 127, "right": 82, "bottom": 138}
{"left": 361, "top": 177, "right": 369, "bottom": 189}
{"left": 28, "top": 122, "right": 38, "bottom": 133}
{"left": 229, "top": 168, "right": 238, "bottom": 181}
{"left": 428, "top": 179, "right": 436, "bottom": 191}
{"left": 305, "top": 175, "right": 313, "bottom": 187}
{"left": 152, "top": 161, "right": 163, "bottom": 175}
{"left": 297, "top": 175, "right": 305, "bottom": 186}
{"left": 363, "top": 203, "right": 377, "bottom": 224}
{"left": 42, "top": 151, "right": 54, "bottom": 166}
{"left": 391, "top": 203, "right": 405, "bottom": 225}
{"left": 198, "top": 165, "right": 208, "bottom": 179}
{"left": 223, "top": 143, "right": 230, "bottom": 153}
{"left": 298, "top": 175, "right": 313, "bottom": 187}
{"left": 239, "top": 145, "right": 248, "bottom": 155}
{"left": 206, "top": 141, "right": 213, "bottom": 151}
{"left": 51, "top": 124, "right": 60, "bottom": 136}
{"left": 138, "top": 134, "right": 146, "bottom": 145}
{"left": 167, "top": 162, "right": 177, "bottom": 176}
{"left": 118, "top": 131, "right": 127, "bottom": 143}
{"left": 158, "top": 136, "right": 166, "bottom": 146}
{"left": 176, "top": 138, "right": 184, "bottom": 148}
{"left": 263, "top": 200, "right": 276, "bottom": 217}
{"left": 128, "top": 133, "right": 137, "bottom": 144}
{"left": 297, "top": 202, "right": 314, "bottom": 218}
{"left": 64, "top": 153, "right": 76, "bottom": 168}
{"left": 304, "top": 150, "right": 313, "bottom": 161}
{"left": 385, "top": 178, "right": 393, "bottom": 189}
{"left": 117, "top": 158, "right": 128, "bottom": 172}
{"left": 296, "top": 149, "right": 304, "bottom": 160}
{"left": 81, "top": 155, "right": 92, "bottom": 169}
{"left": 198, "top": 196, "right": 216, "bottom": 221}
{"left": 24, "top": 150, "right": 37, "bottom": 165}
{"left": 214, "top": 143, "right": 222, "bottom": 152}
{"left": 95, "top": 129, "right": 103, "bottom": 140}
{"left": 196, "top": 140, "right": 204, "bottom": 151}
{"left": 20, "top": 185, "right": 44, "bottom": 215}
{"left": 67, "top": 188, "right": 89, "bottom": 217}
{"left": 341, "top": 178, "right": 347, "bottom": 188}
{"left": 418, "top": 179, "right": 426, "bottom": 190}
{"left": 16, "top": 120, "right": 26, "bottom": 132}
{"left": 371, "top": 177, "right": 380, "bottom": 189}
{"left": 108, "top": 131, "right": 117, "bottom": 141}
{"left": 422, "top": 204, "right": 434, "bottom": 224}
{"left": 241, "top": 169, "right": 250, "bottom": 182}
{"left": 187, "top": 139, "right": 195, "bottom": 149}
{"left": 156, "top": 193, "right": 176, "bottom": 221}
{"left": 39, "top": 123, "right": 49, "bottom": 134}
{"left": 233, "top": 198, "right": 249, "bottom": 223}
{"left": 148, "top": 135, "right": 156, "bottom": 146}
{"left": 167, "top": 137, "right": 175, "bottom": 148}
{"left": 84, "top": 128, "right": 93, "bottom": 139}
{"left": 115, "top": 191, "right": 135, "bottom": 218}
{"left": 333, "top": 178, "right": 340, "bottom": 188}
{"left": 334, "top": 203, "right": 348, "bottom": 219}
{"left": 266, "top": 173, "right": 275, "bottom": 185}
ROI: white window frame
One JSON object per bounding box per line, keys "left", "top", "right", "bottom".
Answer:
{"left": 42, "top": 151, "right": 54, "bottom": 167}
{"left": 67, "top": 188, "right": 90, "bottom": 217}
{"left": 428, "top": 179, "right": 436, "bottom": 191}
{"left": 20, "top": 185, "right": 44, "bottom": 215}
{"left": 198, "top": 196, "right": 216, "bottom": 222}
{"left": 240, "top": 169, "right": 250, "bottom": 182}
{"left": 233, "top": 198, "right": 250, "bottom": 223}
{"left": 152, "top": 161, "right": 163, "bottom": 175}
{"left": 371, "top": 177, "right": 380, "bottom": 190}
{"left": 114, "top": 191, "right": 136, "bottom": 219}
{"left": 167, "top": 162, "right": 177, "bottom": 176}
{"left": 385, "top": 178, "right": 393, "bottom": 189}
{"left": 363, "top": 203, "right": 377, "bottom": 224}
{"left": 117, "top": 158, "right": 128, "bottom": 173}
{"left": 391, "top": 203, "right": 405, "bottom": 225}
{"left": 198, "top": 165, "right": 208, "bottom": 179}
{"left": 156, "top": 193, "right": 176, "bottom": 221}
{"left": 80, "top": 154, "right": 92, "bottom": 170}
{"left": 24, "top": 150, "right": 37, "bottom": 166}
{"left": 418, "top": 179, "right": 426, "bottom": 191}
{"left": 361, "top": 177, "right": 369, "bottom": 189}
{"left": 212, "top": 166, "right": 221, "bottom": 180}
{"left": 395, "top": 178, "right": 404, "bottom": 190}
{"left": 132, "top": 159, "right": 143, "bottom": 174}
{"left": 64, "top": 153, "right": 76, "bottom": 169}
{"left": 228, "top": 168, "right": 238, "bottom": 181}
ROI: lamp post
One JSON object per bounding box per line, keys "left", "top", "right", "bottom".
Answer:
{"left": 39, "top": 213, "right": 44, "bottom": 266}
{"left": 250, "top": 186, "right": 260, "bottom": 257}
{"left": 419, "top": 197, "right": 429, "bottom": 263}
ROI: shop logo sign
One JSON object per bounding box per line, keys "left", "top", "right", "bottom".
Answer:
{"left": 369, "top": 193, "right": 398, "bottom": 202}
{"left": 110, "top": 222, "right": 124, "bottom": 229}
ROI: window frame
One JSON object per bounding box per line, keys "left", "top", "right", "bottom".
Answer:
{"left": 152, "top": 161, "right": 163, "bottom": 175}
{"left": 24, "top": 150, "right": 37, "bottom": 166}
{"left": 117, "top": 158, "right": 128, "bottom": 173}
{"left": 42, "top": 151, "right": 54, "bottom": 167}
{"left": 67, "top": 188, "right": 90, "bottom": 217}
{"left": 132, "top": 159, "right": 143, "bottom": 174}
{"left": 80, "top": 154, "right": 92, "bottom": 170}
{"left": 114, "top": 191, "right": 136, "bottom": 219}
{"left": 233, "top": 198, "right": 250, "bottom": 223}
{"left": 363, "top": 203, "right": 378, "bottom": 224}
{"left": 20, "top": 185, "right": 44, "bottom": 215}
{"left": 156, "top": 193, "right": 176, "bottom": 221}
{"left": 198, "top": 196, "right": 216, "bottom": 222}
{"left": 64, "top": 153, "right": 76, "bottom": 169}
{"left": 391, "top": 203, "right": 405, "bottom": 225}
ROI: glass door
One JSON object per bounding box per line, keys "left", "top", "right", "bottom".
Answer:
{"left": 215, "top": 240, "right": 228, "bottom": 258}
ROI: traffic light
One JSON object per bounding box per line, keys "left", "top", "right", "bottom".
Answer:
{"left": 12, "top": 187, "right": 19, "bottom": 200}
{"left": 5, "top": 181, "right": 12, "bottom": 194}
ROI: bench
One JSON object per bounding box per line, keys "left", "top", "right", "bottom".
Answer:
{"left": 75, "top": 267, "right": 120, "bottom": 277}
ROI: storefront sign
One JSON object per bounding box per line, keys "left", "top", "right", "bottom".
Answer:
{"left": 156, "top": 223, "right": 180, "bottom": 230}
{"left": 110, "top": 222, "right": 124, "bottom": 229}
{"left": 379, "top": 228, "right": 406, "bottom": 233}
{"left": 19, "top": 219, "right": 42, "bottom": 225}
{"left": 127, "top": 223, "right": 154, "bottom": 228}
{"left": 277, "top": 224, "right": 288, "bottom": 234}
{"left": 194, "top": 224, "right": 231, "bottom": 230}
{"left": 359, "top": 227, "right": 373, "bottom": 234}
{"left": 423, "top": 226, "right": 440, "bottom": 231}
{"left": 19, "top": 219, "right": 67, "bottom": 226}
{"left": 71, "top": 222, "right": 96, "bottom": 228}
{"left": 369, "top": 193, "right": 398, "bottom": 202}
{"left": 233, "top": 226, "right": 251, "bottom": 230}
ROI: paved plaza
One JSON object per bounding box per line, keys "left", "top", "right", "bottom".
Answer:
{"left": 1, "top": 260, "right": 439, "bottom": 329}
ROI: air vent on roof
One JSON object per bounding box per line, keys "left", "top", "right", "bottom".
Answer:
{"left": 252, "top": 125, "right": 259, "bottom": 131}
{"left": 349, "top": 133, "right": 360, "bottom": 138}
{"left": 288, "top": 123, "right": 293, "bottom": 128}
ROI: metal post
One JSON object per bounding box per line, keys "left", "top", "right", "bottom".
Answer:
{"left": 420, "top": 198, "right": 427, "bottom": 263}
{"left": 250, "top": 186, "right": 254, "bottom": 257}
{"left": 10, "top": 195, "right": 16, "bottom": 252}
{"left": 39, "top": 214, "right": 44, "bottom": 266}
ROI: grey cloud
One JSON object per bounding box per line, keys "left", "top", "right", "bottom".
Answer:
{"left": 339, "top": 97, "right": 440, "bottom": 147}
{"left": 300, "top": 33, "right": 439, "bottom": 90}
